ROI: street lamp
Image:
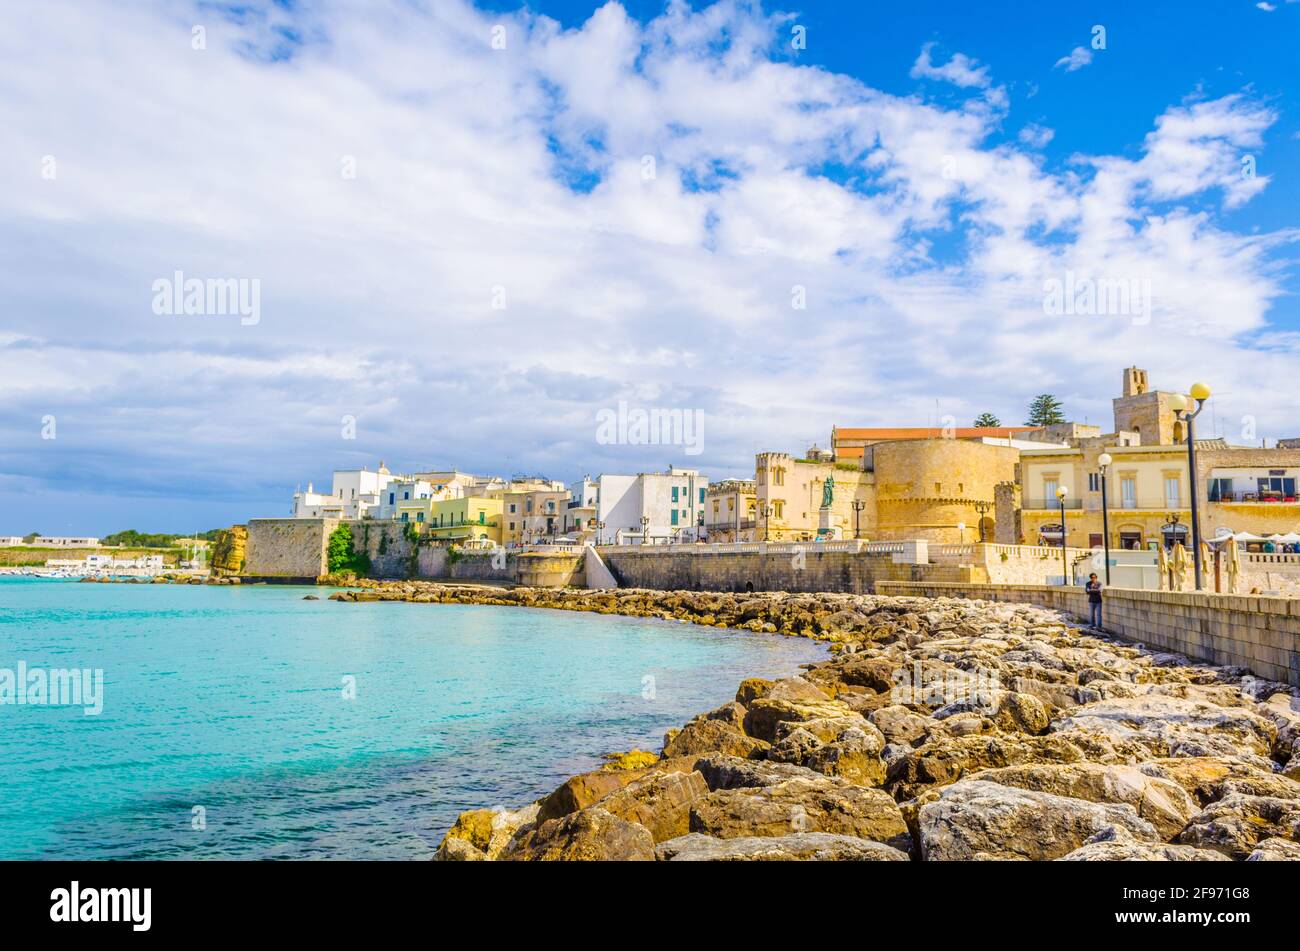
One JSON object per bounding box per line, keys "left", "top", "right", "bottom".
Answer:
{"left": 760, "top": 504, "right": 772, "bottom": 542}
{"left": 1056, "top": 486, "right": 1069, "bottom": 586}
{"left": 697, "top": 511, "right": 705, "bottom": 543}
{"left": 1168, "top": 383, "right": 1211, "bottom": 589}
{"left": 973, "top": 500, "right": 991, "bottom": 542}
{"left": 595, "top": 520, "right": 605, "bottom": 546}
{"left": 850, "top": 499, "right": 865, "bottom": 539}
{"left": 640, "top": 515, "right": 650, "bottom": 546}
{"left": 956, "top": 521, "right": 966, "bottom": 544}
{"left": 1097, "top": 452, "right": 1112, "bottom": 586}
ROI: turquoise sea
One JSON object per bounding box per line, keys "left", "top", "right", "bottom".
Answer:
{"left": 0, "top": 578, "right": 824, "bottom": 859}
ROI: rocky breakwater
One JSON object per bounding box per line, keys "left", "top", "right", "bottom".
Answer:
{"left": 401, "top": 587, "right": 1300, "bottom": 861}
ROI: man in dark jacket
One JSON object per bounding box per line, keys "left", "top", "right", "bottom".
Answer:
{"left": 1085, "top": 573, "right": 1103, "bottom": 629}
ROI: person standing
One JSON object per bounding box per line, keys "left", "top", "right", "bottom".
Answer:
{"left": 1085, "top": 573, "right": 1103, "bottom": 629}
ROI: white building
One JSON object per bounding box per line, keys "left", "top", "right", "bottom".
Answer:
{"left": 1, "top": 536, "right": 101, "bottom": 547}
{"left": 291, "top": 462, "right": 398, "bottom": 519}
{"left": 593, "top": 466, "right": 709, "bottom": 545}
{"left": 372, "top": 479, "right": 439, "bottom": 521}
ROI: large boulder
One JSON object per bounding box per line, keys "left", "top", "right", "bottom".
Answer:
{"left": 689, "top": 776, "right": 911, "bottom": 851}
{"left": 504, "top": 807, "right": 655, "bottom": 861}
{"left": 933, "top": 690, "right": 1051, "bottom": 736}
{"left": 535, "top": 767, "right": 650, "bottom": 824}
{"left": 434, "top": 803, "right": 539, "bottom": 861}
{"left": 917, "top": 780, "right": 1158, "bottom": 861}
{"left": 1176, "top": 794, "right": 1300, "bottom": 858}
{"left": 1139, "top": 756, "right": 1286, "bottom": 807}
{"left": 1246, "top": 837, "right": 1300, "bottom": 861}
{"left": 656, "top": 832, "right": 910, "bottom": 862}
{"left": 887, "top": 733, "right": 1089, "bottom": 800}
{"left": 967, "top": 763, "right": 1197, "bottom": 840}
{"left": 870, "top": 705, "right": 934, "bottom": 748}
{"left": 1057, "top": 827, "right": 1229, "bottom": 861}
{"left": 743, "top": 696, "right": 856, "bottom": 743}
{"left": 662, "top": 719, "right": 769, "bottom": 759}
{"left": 596, "top": 770, "right": 710, "bottom": 843}
{"left": 804, "top": 728, "right": 888, "bottom": 787}
{"left": 693, "top": 755, "right": 822, "bottom": 791}
{"left": 1051, "top": 696, "right": 1277, "bottom": 763}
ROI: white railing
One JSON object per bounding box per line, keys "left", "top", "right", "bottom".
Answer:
{"left": 1243, "top": 552, "right": 1300, "bottom": 566}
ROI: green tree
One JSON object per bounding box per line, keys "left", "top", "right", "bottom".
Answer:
{"left": 22, "top": 532, "right": 40, "bottom": 544}
{"left": 326, "top": 523, "right": 370, "bottom": 577}
{"left": 973, "top": 412, "right": 1001, "bottom": 428}
{"left": 1025, "top": 394, "right": 1066, "bottom": 427}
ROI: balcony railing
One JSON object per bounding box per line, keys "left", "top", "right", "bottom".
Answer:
{"left": 1022, "top": 498, "right": 1083, "bottom": 510}
{"left": 1210, "top": 491, "right": 1299, "bottom": 504}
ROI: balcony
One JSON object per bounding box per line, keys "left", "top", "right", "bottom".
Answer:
{"left": 1210, "top": 490, "right": 1299, "bottom": 505}
{"left": 1022, "top": 497, "right": 1083, "bottom": 511}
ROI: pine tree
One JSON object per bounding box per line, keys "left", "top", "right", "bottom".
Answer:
{"left": 1025, "top": 394, "right": 1066, "bottom": 426}
{"left": 973, "top": 412, "right": 1001, "bottom": 428}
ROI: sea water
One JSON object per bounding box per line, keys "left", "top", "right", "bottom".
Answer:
{"left": 0, "top": 578, "right": 824, "bottom": 859}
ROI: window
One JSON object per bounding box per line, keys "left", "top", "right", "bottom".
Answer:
{"left": 1121, "top": 477, "right": 1136, "bottom": 509}
{"left": 773, "top": 501, "right": 784, "bottom": 518}
{"left": 699, "top": 488, "right": 705, "bottom": 504}
{"left": 1088, "top": 473, "right": 1100, "bottom": 492}
{"left": 389, "top": 493, "right": 395, "bottom": 505}
{"left": 509, "top": 522, "right": 515, "bottom": 531}
{"left": 400, "top": 512, "right": 409, "bottom": 522}
{"left": 416, "top": 512, "right": 424, "bottom": 523}
{"left": 403, "top": 491, "right": 410, "bottom": 500}
{"left": 1043, "top": 478, "right": 1058, "bottom": 502}
{"left": 671, "top": 510, "right": 679, "bottom": 526}
{"left": 671, "top": 487, "right": 679, "bottom": 502}
{"left": 478, "top": 511, "right": 485, "bottom": 524}
{"left": 1164, "top": 477, "right": 1180, "bottom": 507}
{"left": 1208, "top": 477, "right": 1232, "bottom": 502}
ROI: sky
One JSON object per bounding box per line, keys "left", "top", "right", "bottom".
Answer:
{"left": 1, "top": 0, "right": 1298, "bottom": 535}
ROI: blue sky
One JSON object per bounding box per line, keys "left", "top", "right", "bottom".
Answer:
{"left": 1, "top": 0, "right": 1298, "bottom": 534}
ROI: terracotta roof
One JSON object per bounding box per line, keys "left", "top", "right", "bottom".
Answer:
{"left": 833, "top": 426, "right": 1041, "bottom": 442}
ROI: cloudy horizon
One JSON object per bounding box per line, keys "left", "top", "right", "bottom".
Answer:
{"left": 2, "top": 0, "right": 1298, "bottom": 535}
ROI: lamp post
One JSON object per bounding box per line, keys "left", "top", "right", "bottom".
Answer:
{"left": 1168, "top": 383, "right": 1211, "bottom": 589}
{"left": 1097, "top": 453, "right": 1112, "bottom": 586}
{"left": 697, "top": 511, "right": 705, "bottom": 543}
{"left": 640, "top": 515, "right": 649, "bottom": 546}
{"left": 956, "top": 522, "right": 966, "bottom": 544}
{"left": 1056, "top": 486, "right": 1069, "bottom": 586}
{"left": 973, "top": 500, "right": 991, "bottom": 542}
{"left": 595, "top": 520, "right": 605, "bottom": 546}
{"left": 760, "top": 504, "right": 771, "bottom": 542}
{"left": 850, "top": 499, "right": 865, "bottom": 539}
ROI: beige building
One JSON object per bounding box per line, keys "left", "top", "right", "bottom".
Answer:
{"left": 754, "top": 440, "right": 1018, "bottom": 544}
{"left": 483, "top": 479, "right": 569, "bottom": 546}
{"left": 704, "top": 480, "right": 757, "bottom": 542}
{"left": 1012, "top": 367, "right": 1300, "bottom": 550}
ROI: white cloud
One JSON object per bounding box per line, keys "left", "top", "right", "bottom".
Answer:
{"left": 1256, "top": 3, "right": 1276, "bottom": 11}
{"left": 910, "top": 42, "right": 993, "bottom": 89}
{"left": 0, "top": 0, "right": 1295, "bottom": 528}
{"left": 1018, "top": 123, "right": 1055, "bottom": 148}
{"left": 1054, "top": 46, "right": 1094, "bottom": 72}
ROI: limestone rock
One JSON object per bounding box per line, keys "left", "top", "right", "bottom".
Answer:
{"left": 662, "top": 718, "right": 769, "bottom": 759}
{"left": 1176, "top": 793, "right": 1300, "bottom": 858}
{"left": 1246, "top": 837, "right": 1300, "bottom": 861}
{"left": 693, "top": 755, "right": 823, "bottom": 791}
{"left": 505, "top": 807, "right": 655, "bottom": 861}
{"left": 967, "top": 763, "right": 1197, "bottom": 840}
{"left": 597, "top": 770, "right": 710, "bottom": 843}
{"left": 804, "top": 728, "right": 888, "bottom": 787}
{"left": 917, "top": 780, "right": 1158, "bottom": 861}
{"left": 435, "top": 802, "right": 539, "bottom": 861}
{"left": 689, "top": 777, "right": 911, "bottom": 851}
{"left": 1052, "top": 696, "right": 1277, "bottom": 762}
{"left": 1058, "top": 828, "right": 1229, "bottom": 861}
{"left": 870, "top": 705, "right": 934, "bottom": 748}
{"left": 888, "top": 733, "right": 1089, "bottom": 800}
{"left": 536, "top": 767, "right": 650, "bottom": 824}
{"left": 735, "top": 678, "right": 774, "bottom": 705}
{"left": 743, "top": 696, "right": 857, "bottom": 743}
{"left": 656, "top": 832, "right": 910, "bottom": 862}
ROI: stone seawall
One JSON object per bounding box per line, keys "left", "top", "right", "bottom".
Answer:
{"left": 876, "top": 581, "right": 1300, "bottom": 688}
{"left": 243, "top": 518, "right": 336, "bottom": 579}
{"left": 601, "top": 547, "right": 982, "bottom": 593}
